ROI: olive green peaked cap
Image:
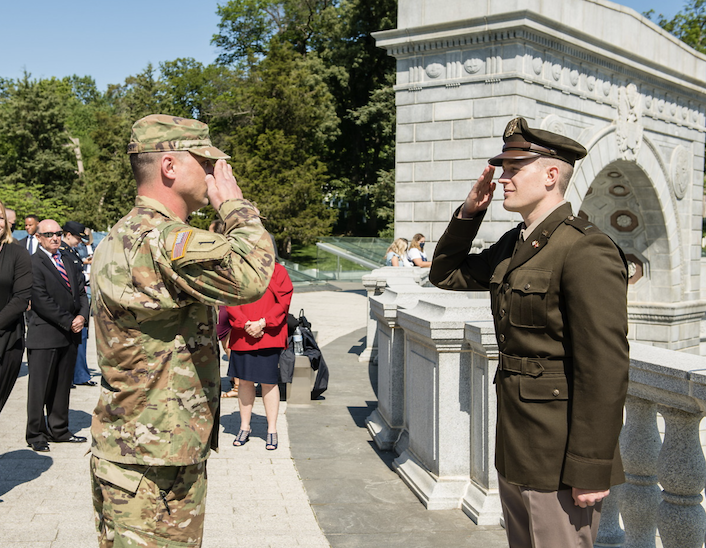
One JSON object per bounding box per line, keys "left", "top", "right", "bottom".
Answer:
{"left": 489, "top": 117, "right": 587, "bottom": 167}
{"left": 127, "top": 114, "right": 230, "bottom": 159}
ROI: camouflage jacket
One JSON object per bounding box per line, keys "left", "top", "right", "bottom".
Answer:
{"left": 90, "top": 196, "right": 274, "bottom": 466}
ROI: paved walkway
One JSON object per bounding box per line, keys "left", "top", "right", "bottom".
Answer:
{"left": 0, "top": 283, "right": 507, "bottom": 547}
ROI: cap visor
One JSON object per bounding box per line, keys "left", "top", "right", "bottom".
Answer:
{"left": 189, "top": 146, "right": 231, "bottom": 160}
{"left": 488, "top": 150, "right": 541, "bottom": 166}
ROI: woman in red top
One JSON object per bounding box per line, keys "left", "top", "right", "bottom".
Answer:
{"left": 226, "top": 262, "right": 293, "bottom": 450}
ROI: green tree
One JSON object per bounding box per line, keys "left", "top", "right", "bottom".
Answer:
{"left": 0, "top": 181, "right": 72, "bottom": 227}
{"left": 213, "top": 0, "right": 398, "bottom": 237}
{"left": 73, "top": 110, "right": 135, "bottom": 230}
{"left": 223, "top": 42, "right": 339, "bottom": 253}
{"left": 0, "top": 73, "right": 79, "bottom": 201}
{"left": 645, "top": 0, "right": 706, "bottom": 53}
{"left": 213, "top": 0, "right": 338, "bottom": 66}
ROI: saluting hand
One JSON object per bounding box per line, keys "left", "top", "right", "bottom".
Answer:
{"left": 459, "top": 165, "right": 496, "bottom": 219}
{"left": 206, "top": 159, "right": 244, "bottom": 211}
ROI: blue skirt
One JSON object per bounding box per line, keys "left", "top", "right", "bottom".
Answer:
{"left": 228, "top": 348, "right": 281, "bottom": 385}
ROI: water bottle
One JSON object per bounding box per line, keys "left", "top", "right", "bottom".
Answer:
{"left": 293, "top": 326, "right": 304, "bottom": 355}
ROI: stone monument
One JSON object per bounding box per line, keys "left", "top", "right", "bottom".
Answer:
{"left": 374, "top": 0, "right": 706, "bottom": 353}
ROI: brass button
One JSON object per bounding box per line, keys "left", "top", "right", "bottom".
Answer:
{"left": 568, "top": 215, "right": 574, "bottom": 221}
{"left": 499, "top": 334, "right": 506, "bottom": 342}
{"left": 552, "top": 389, "right": 560, "bottom": 397}
{"left": 524, "top": 283, "right": 531, "bottom": 290}
{"left": 500, "top": 308, "right": 506, "bottom": 317}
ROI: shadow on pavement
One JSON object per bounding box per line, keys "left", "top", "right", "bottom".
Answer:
{"left": 68, "top": 409, "right": 93, "bottom": 433}
{"left": 0, "top": 449, "right": 52, "bottom": 501}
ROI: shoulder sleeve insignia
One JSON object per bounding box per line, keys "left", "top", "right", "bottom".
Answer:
{"left": 171, "top": 229, "right": 193, "bottom": 261}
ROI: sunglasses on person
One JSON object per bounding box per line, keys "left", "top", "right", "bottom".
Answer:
{"left": 38, "top": 231, "right": 63, "bottom": 238}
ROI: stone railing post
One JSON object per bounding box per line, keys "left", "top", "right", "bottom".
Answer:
{"left": 656, "top": 406, "right": 706, "bottom": 548}
{"left": 393, "top": 293, "right": 491, "bottom": 510}
{"left": 359, "top": 267, "right": 427, "bottom": 363}
{"left": 462, "top": 320, "right": 502, "bottom": 526}
{"left": 602, "top": 396, "right": 661, "bottom": 548}
{"left": 366, "top": 283, "right": 443, "bottom": 452}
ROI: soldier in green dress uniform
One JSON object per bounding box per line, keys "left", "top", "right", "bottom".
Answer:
{"left": 431, "top": 117, "right": 629, "bottom": 548}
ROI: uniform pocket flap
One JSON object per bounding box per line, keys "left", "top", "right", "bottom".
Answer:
{"left": 92, "top": 457, "right": 145, "bottom": 494}
{"left": 519, "top": 374, "right": 569, "bottom": 401}
{"left": 511, "top": 269, "right": 551, "bottom": 294}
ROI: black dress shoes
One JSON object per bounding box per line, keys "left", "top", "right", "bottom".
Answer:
{"left": 29, "top": 441, "right": 50, "bottom": 452}
{"left": 78, "top": 380, "right": 97, "bottom": 386}
{"left": 52, "top": 435, "right": 87, "bottom": 443}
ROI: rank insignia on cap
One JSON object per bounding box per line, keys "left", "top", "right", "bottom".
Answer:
{"left": 532, "top": 240, "right": 540, "bottom": 248}
{"left": 171, "top": 229, "right": 193, "bottom": 261}
{"left": 505, "top": 118, "right": 520, "bottom": 138}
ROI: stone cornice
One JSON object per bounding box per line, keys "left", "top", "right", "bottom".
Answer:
{"left": 375, "top": 11, "right": 706, "bottom": 101}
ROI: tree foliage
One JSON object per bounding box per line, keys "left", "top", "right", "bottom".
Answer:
{"left": 0, "top": 0, "right": 398, "bottom": 247}
{"left": 646, "top": 0, "right": 706, "bottom": 53}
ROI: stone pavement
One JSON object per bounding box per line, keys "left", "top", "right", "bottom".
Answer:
{"left": 0, "top": 283, "right": 507, "bottom": 547}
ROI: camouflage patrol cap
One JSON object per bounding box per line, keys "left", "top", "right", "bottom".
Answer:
{"left": 127, "top": 114, "right": 230, "bottom": 160}
{"left": 489, "top": 117, "right": 587, "bottom": 167}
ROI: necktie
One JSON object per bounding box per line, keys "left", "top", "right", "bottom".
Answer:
{"left": 28, "top": 237, "right": 34, "bottom": 254}
{"left": 52, "top": 253, "right": 71, "bottom": 288}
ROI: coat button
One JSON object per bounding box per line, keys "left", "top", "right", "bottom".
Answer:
{"left": 500, "top": 308, "right": 506, "bottom": 317}
{"left": 568, "top": 215, "right": 574, "bottom": 221}
{"left": 524, "top": 283, "right": 531, "bottom": 290}
{"left": 499, "top": 334, "right": 505, "bottom": 342}
{"left": 552, "top": 389, "right": 560, "bottom": 397}
{"left": 503, "top": 283, "right": 510, "bottom": 291}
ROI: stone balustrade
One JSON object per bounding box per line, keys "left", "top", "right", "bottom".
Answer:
{"left": 366, "top": 285, "right": 706, "bottom": 546}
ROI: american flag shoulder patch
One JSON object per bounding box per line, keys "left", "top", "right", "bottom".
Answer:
{"left": 171, "top": 229, "right": 193, "bottom": 261}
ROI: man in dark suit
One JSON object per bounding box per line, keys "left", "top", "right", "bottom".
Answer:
{"left": 25, "top": 219, "right": 89, "bottom": 452}
{"left": 18, "top": 214, "right": 40, "bottom": 255}
{"left": 430, "top": 118, "right": 629, "bottom": 548}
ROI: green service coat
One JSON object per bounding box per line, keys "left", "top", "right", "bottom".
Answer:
{"left": 430, "top": 203, "right": 629, "bottom": 491}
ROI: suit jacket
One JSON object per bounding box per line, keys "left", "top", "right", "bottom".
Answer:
{"left": 430, "top": 203, "right": 629, "bottom": 491}
{"left": 18, "top": 235, "right": 38, "bottom": 255}
{"left": 0, "top": 242, "right": 32, "bottom": 354}
{"left": 26, "top": 248, "right": 89, "bottom": 350}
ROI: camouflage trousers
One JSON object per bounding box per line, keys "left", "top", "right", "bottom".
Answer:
{"left": 90, "top": 455, "right": 207, "bottom": 547}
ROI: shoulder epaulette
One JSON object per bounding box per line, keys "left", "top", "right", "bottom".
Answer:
{"left": 564, "top": 214, "right": 597, "bottom": 234}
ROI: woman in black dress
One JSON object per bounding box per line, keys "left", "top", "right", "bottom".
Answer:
{"left": 0, "top": 201, "right": 32, "bottom": 413}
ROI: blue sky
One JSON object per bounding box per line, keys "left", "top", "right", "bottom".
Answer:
{"left": 0, "top": 0, "right": 686, "bottom": 92}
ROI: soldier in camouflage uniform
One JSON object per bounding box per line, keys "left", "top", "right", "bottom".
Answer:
{"left": 89, "top": 114, "right": 275, "bottom": 547}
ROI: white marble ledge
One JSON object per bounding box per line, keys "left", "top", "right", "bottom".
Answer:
{"left": 370, "top": 287, "right": 445, "bottom": 323}
{"left": 362, "top": 266, "right": 428, "bottom": 289}
{"left": 629, "top": 342, "right": 706, "bottom": 413}
{"left": 397, "top": 295, "right": 493, "bottom": 343}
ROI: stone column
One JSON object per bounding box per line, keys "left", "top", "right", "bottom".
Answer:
{"left": 393, "top": 293, "right": 491, "bottom": 510}
{"left": 366, "top": 283, "right": 443, "bottom": 452}
{"left": 359, "top": 267, "right": 427, "bottom": 363}
{"left": 461, "top": 320, "right": 503, "bottom": 526}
